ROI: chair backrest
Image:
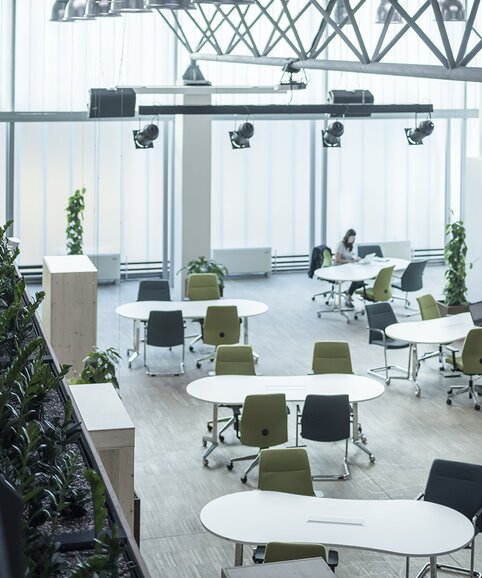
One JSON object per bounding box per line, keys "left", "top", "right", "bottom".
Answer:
{"left": 371, "top": 266, "right": 395, "bottom": 301}
{"left": 146, "top": 310, "right": 184, "bottom": 348}
{"left": 186, "top": 273, "right": 220, "bottom": 301}
{"left": 358, "top": 244, "right": 383, "bottom": 258}
{"left": 258, "top": 448, "right": 314, "bottom": 497}
{"left": 417, "top": 294, "right": 441, "bottom": 320}
{"left": 301, "top": 394, "right": 350, "bottom": 443}
{"left": 240, "top": 393, "right": 288, "bottom": 449}
{"left": 214, "top": 345, "right": 255, "bottom": 375}
{"left": 399, "top": 260, "right": 427, "bottom": 292}
{"left": 203, "top": 306, "right": 240, "bottom": 346}
{"left": 365, "top": 302, "right": 398, "bottom": 344}
{"left": 460, "top": 328, "right": 482, "bottom": 375}
{"left": 312, "top": 341, "right": 353, "bottom": 374}
{"left": 424, "top": 459, "right": 482, "bottom": 532}
{"left": 322, "top": 249, "right": 332, "bottom": 268}
{"left": 137, "top": 279, "right": 171, "bottom": 302}
{"left": 264, "top": 542, "right": 327, "bottom": 564}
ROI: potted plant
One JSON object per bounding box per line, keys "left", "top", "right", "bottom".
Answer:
{"left": 66, "top": 188, "right": 86, "bottom": 255}
{"left": 181, "top": 256, "right": 228, "bottom": 295}
{"left": 438, "top": 219, "right": 472, "bottom": 316}
{"left": 70, "top": 346, "right": 121, "bottom": 389}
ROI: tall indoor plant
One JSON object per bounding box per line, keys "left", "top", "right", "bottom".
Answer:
{"left": 181, "top": 256, "right": 228, "bottom": 294}
{"left": 439, "top": 219, "right": 471, "bottom": 315}
{"left": 66, "top": 188, "right": 86, "bottom": 255}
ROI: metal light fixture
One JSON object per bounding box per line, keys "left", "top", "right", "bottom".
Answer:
{"left": 376, "top": 0, "right": 402, "bottom": 24}
{"left": 439, "top": 0, "right": 466, "bottom": 21}
{"left": 404, "top": 120, "right": 434, "bottom": 145}
{"left": 133, "top": 124, "right": 160, "bottom": 149}
{"left": 96, "top": 0, "right": 121, "bottom": 16}
{"left": 63, "top": 0, "right": 88, "bottom": 20}
{"left": 182, "top": 62, "right": 211, "bottom": 86}
{"left": 50, "top": 0, "right": 69, "bottom": 21}
{"left": 146, "top": 0, "right": 195, "bottom": 8}
{"left": 84, "top": 0, "right": 101, "bottom": 17}
{"left": 110, "top": 0, "right": 151, "bottom": 12}
{"left": 194, "top": 0, "right": 254, "bottom": 4}
{"left": 333, "top": 0, "right": 349, "bottom": 25}
{"left": 229, "top": 122, "right": 254, "bottom": 149}
{"left": 322, "top": 121, "right": 344, "bottom": 147}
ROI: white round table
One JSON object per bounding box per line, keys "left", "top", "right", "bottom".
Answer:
{"left": 187, "top": 373, "right": 384, "bottom": 465}
{"left": 314, "top": 258, "right": 410, "bottom": 321}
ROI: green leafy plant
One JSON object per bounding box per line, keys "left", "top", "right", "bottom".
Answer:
{"left": 179, "top": 256, "right": 228, "bottom": 289}
{"left": 71, "top": 347, "right": 121, "bottom": 389}
{"left": 66, "top": 188, "right": 86, "bottom": 255}
{"left": 444, "top": 220, "right": 472, "bottom": 306}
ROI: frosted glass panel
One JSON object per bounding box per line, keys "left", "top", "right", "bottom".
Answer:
{"left": 14, "top": 121, "right": 168, "bottom": 266}
{"left": 211, "top": 120, "right": 311, "bottom": 255}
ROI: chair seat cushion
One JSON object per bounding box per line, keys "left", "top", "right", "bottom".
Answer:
{"left": 357, "top": 287, "right": 375, "bottom": 300}
{"left": 371, "top": 338, "right": 409, "bottom": 349}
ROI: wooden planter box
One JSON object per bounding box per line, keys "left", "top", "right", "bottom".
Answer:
{"left": 436, "top": 301, "right": 470, "bottom": 316}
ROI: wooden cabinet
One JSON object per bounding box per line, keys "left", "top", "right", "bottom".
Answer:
{"left": 42, "top": 255, "right": 97, "bottom": 377}
{"left": 69, "top": 383, "right": 135, "bottom": 531}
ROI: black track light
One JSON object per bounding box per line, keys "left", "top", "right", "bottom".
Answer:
{"left": 405, "top": 120, "right": 434, "bottom": 145}
{"left": 322, "top": 121, "right": 344, "bottom": 148}
{"left": 229, "top": 122, "right": 254, "bottom": 149}
{"left": 133, "top": 124, "right": 159, "bottom": 149}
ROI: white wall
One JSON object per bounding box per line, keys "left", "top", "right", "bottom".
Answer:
{"left": 464, "top": 158, "right": 482, "bottom": 303}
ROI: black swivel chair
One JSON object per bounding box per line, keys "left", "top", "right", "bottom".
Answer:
{"left": 143, "top": 310, "right": 185, "bottom": 376}
{"left": 408, "top": 459, "right": 482, "bottom": 578}
{"left": 357, "top": 245, "right": 383, "bottom": 258}
{"left": 392, "top": 260, "right": 427, "bottom": 310}
{"left": 137, "top": 279, "right": 171, "bottom": 302}
{"left": 365, "top": 302, "right": 412, "bottom": 387}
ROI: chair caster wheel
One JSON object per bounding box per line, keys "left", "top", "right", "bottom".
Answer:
{"left": 369, "top": 455, "right": 375, "bottom": 464}
{"left": 447, "top": 389, "right": 453, "bottom": 395}
{"left": 219, "top": 435, "right": 225, "bottom": 443}
{"left": 189, "top": 346, "right": 194, "bottom": 352}
{"left": 469, "top": 392, "right": 473, "bottom": 399}
{"left": 128, "top": 363, "right": 132, "bottom": 369}
{"left": 325, "top": 300, "right": 330, "bottom": 305}
{"left": 475, "top": 404, "right": 480, "bottom": 411}
{"left": 415, "top": 390, "right": 421, "bottom": 398}
{"left": 227, "top": 462, "right": 234, "bottom": 471}
{"left": 203, "top": 459, "right": 209, "bottom": 467}
{"left": 385, "top": 379, "right": 390, "bottom": 386}
{"left": 317, "top": 312, "right": 321, "bottom": 319}
{"left": 202, "top": 439, "right": 207, "bottom": 447}
{"left": 361, "top": 435, "right": 367, "bottom": 444}
{"left": 196, "top": 362, "right": 201, "bottom": 369}
{"left": 207, "top": 424, "right": 212, "bottom": 432}
{"left": 446, "top": 398, "right": 452, "bottom": 405}
{"left": 354, "top": 315, "right": 358, "bottom": 321}
{"left": 311, "top": 296, "right": 315, "bottom": 301}
{"left": 241, "top": 476, "right": 248, "bottom": 484}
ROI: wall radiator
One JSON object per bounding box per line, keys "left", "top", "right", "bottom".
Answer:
{"left": 212, "top": 248, "right": 272, "bottom": 276}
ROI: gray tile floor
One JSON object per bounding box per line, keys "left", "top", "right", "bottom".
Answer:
{"left": 30, "top": 265, "right": 482, "bottom": 577}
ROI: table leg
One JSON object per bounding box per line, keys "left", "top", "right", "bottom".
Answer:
{"left": 243, "top": 316, "right": 260, "bottom": 361}
{"left": 234, "top": 543, "right": 243, "bottom": 566}
{"left": 351, "top": 403, "right": 375, "bottom": 463}
{"left": 128, "top": 320, "right": 141, "bottom": 367}
{"left": 429, "top": 556, "right": 437, "bottom": 578}
{"left": 202, "top": 404, "right": 218, "bottom": 466}
{"left": 409, "top": 344, "right": 421, "bottom": 397}
{"left": 317, "top": 281, "right": 352, "bottom": 322}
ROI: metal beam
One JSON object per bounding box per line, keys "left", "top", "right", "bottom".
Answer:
{"left": 456, "top": 0, "right": 480, "bottom": 65}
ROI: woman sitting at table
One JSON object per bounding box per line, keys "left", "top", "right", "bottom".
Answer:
{"left": 335, "top": 228, "right": 363, "bottom": 308}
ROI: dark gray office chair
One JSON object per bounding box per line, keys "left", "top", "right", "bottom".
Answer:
{"left": 296, "top": 394, "right": 351, "bottom": 481}
{"left": 137, "top": 279, "right": 171, "bottom": 302}
{"left": 408, "top": 459, "right": 482, "bottom": 578}
{"left": 143, "top": 310, "right": 185, "bottom": 376}
{"left": 392, "top": 260, "right": 427, "bottom": 309}
{"left": 365, "top": 302, "right": 411, "bottom": 387}
{"left": 358, "top": 244, "right": 383, "bottom": 258}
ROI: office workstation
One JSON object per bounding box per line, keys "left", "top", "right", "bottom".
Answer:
{"left": 3, "top": 2, "right": 482, "bottom": 578}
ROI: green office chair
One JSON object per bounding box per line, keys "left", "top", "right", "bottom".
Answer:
{"left": 196, "top": 306, "right": 240, "bottom": 368}
{"left": 312, "top": 247, "right": 336, "bottom": 305}
{"left": 446, "top": 328, "right": 482, "bottom": 410}
{"left": 357, "top": 265, "right": 395, "bottom": 303}
{"left": 264, "top": 542, "right": 327, "bottom": 564}
{"left": 207, "top": 345, "right": 256, "bottom": 442}
{"left": 227, "top": 393, "right": 288, "bottom": 484}
{"left": 417, "top": 294, "right": 457, "bottom": 369}
{"left": 258, "top": 448, "right": 315, "bottom": 497}
{"left": 312, "top": 341, "right": 353, "bottom": 374}
{"left": 186, "top": 273, "right": 220, "bottom": 352}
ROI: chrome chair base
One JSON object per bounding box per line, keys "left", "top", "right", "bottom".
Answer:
{"left": 447, "top": 378, "right": 481, "bottom": 410}
{"left": 311, "top": 439, "right": 350, "bottom": 481}
{"left": 414, "top": 561, "right": 480, "bottom": 578}
{"left": 227, "top": 452, "right": 260, "bottom": 483}
{"left": 144, "top": 361, "right": 185, "bottom": 377}
{"left": 367, "top": 365, "right": 420, "bottom": 395}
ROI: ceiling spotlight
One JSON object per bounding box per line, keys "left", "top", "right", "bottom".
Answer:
{"left": 63, "top": 0, "right": 88, "bottom": 20}
{"left": 110, "top": 0, "right": 151, "bottom": 12}
{"left": 133, "top": 124, "right": 159, "bottom": 149}
{"left": 405, "top": 120, "right": 434, "bottom": 145}
{"left": 376, "top": 0, "right": 402, "bottom": 24}
{"left": 322, "top": 121, "right": 344, "bottom": 148}
{"left": 84, "top": 0, "right": 101, "bottom": 17}
{"left": 182, "top": 62, "right": 211, "bottom": 85}
{"left": 50, "top": 0, "right": 69, "bottom": 21}
{"left": 333, "top": 0, "right": 349, "bottom": 25}
{"left": 438, "top": 0, "right": 466, "bottom": 21}
{"left": 229, "top": 123, "right": 254, "bottom": 150}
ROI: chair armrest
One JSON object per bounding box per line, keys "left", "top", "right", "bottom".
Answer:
{"left": 472, "top": 505, "right": 482, "bottom": 527}
{"left": 415, "top": 492, "right": 424, "bottom": 501}
{"left": 367, "top": 326, "right": 387, "bottom": 346}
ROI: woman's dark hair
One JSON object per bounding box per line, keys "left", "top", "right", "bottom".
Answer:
{"left": 342, "top": 228, "right": 357, "bottom": 251}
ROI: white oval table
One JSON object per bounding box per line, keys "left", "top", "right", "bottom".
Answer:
{"left": 187, "top": 374, "right": 384, "bottom": 465}
{"left": 385, "top": 313, "right": 474, "bottom": 395}
{"left": 116, "top": 298, "right": 269, "bottom": 365}
{"left": 314, "top": 258, "right": 409, "bottom": 322}
{"left": 200, "top": 490, "right": 474, "bottom": 576}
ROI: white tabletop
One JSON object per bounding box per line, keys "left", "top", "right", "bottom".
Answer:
{"left": 314, "top": 258, "right": 409, "bottom": 283}
{"left": 386, "top": 312, "right": 474, "bottom": 345}
{"left": 187, "top": 374, "right": 384, "bottom": 405}
{"left": 116, "top": 298, "right": 269, "bottom": 321}
{"left": 201, "top": 490, "right": 474, "bottom": 558}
